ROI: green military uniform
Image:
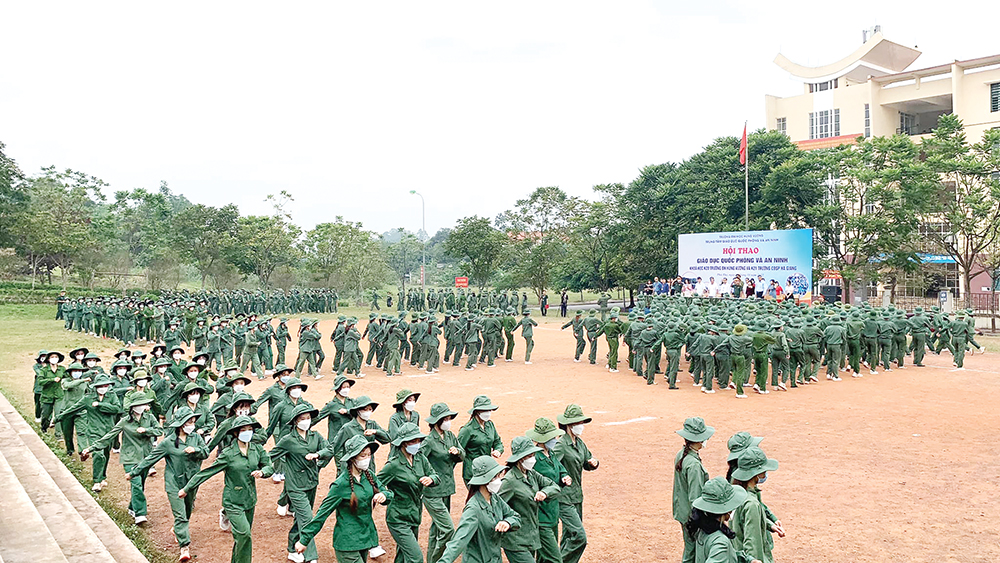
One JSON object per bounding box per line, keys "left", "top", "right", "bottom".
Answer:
{"left": 690, "top": 477, "right": 755, "bottom": 563}
{"left": 553, "top": 405, "right": 597, "bottom": 563}
{"left": 422, "top": 403, "right": 465, "bottom": 563}
{"left": 378, "top": 422, "right": 440, "bottom": 563}
{"left": 500, "top": 437, "right": 561, "bottom": 563}
{"left": 673, "top": 417, "right": 713, "bottom": 563}
{"left": 314, "top": 375, "right": 356, "bottom": 441}
{"left": 561, "top": 312, "right": 586, "bottom": 362}
{"left": 458, "top": 396, "right": 504, "bottom": 485}
{"left": 515, "top": 310, "right": 539, "bottom": 363}
{"left": 270, "top": 404, "right": 326, "bottom": 562}
{"left": 38, "top": 352, "right": 66, "bottom": 432}
{"left": 730, "top": 447, "right": 779, "bottom": 563}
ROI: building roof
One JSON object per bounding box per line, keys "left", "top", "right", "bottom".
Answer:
{"left": 872, "top": 53, "right": 1000, "bottom": 85}
{"left": 774, "top": 31, "right": 921, "bottom": 83}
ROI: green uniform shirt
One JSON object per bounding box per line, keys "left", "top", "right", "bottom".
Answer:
{"left": 270, "top": 429, "right": 327, "bottom": 492}
{"left": 672, "top": 449, "right": 708, "bottom": 524}
{"left": 132, "top": 430, "right": 209, "bottom": 492}
{"left": 499, "top": 466, "right": 560, "bottom": 551}
{"left": 377, "top": 452, "right": 439, "bottom": 526}
{"left": 457, "top": 420, "right": 504, "bottom": 483}
{"left": 90, "top": 411, "right": 164, "bottom": 466}
{"left": 423, "top": 428, "right": 464, "bottom": 498}
{"left": 694, "top": 529, "right": 756, "bottom": 563}
{"left": 552, "top": 434, "right": 595, "bottom": 505}
{"left": 183, "top": 442, "right": 274, "bottom": 509}
{"left": 436, "top": 491, "right": 522, "bottom": 563}
{"left": 298, "top": 469, "right": 393, "bottom": 552}
{"left": 58, "top": 391, "right": 123, "bottom": 440}
{"left": 314, "top": 396, "right": 355, "bottom": 442}
{"left": 531, "top": 449, "right": 568, "bottom": 527}
{"left": 39, "top": 365, "right": 66, "bottom": 401}
{"left": 731, "top": 486, "right": 774, "bottom": 563}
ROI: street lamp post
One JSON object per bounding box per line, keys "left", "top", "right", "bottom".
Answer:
{"left": 409, "top": 190, "right": 426, "bottom": 294}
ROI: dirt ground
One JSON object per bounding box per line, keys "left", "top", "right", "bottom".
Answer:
{"left": 7, "top": 312, "right": 1000, "bottom": 563}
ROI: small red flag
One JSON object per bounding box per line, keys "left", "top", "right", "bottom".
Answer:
{"left": 739, "top": 124, "right": 748, "bottom": 165}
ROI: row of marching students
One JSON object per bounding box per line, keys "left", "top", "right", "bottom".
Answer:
{"left": 38, "top": 343, "right": 600, "bottom": 563}
{"left": 672, "top": 417, "right": 784, "bottom": 563}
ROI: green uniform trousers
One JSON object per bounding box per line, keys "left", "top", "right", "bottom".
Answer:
{"left": 644, "top": 347, "right": 659, "bottom": 385}
{"left": 752, "top": 354, "right": 768, "bottom": 389}
{"left": 846, "top": 341, "right": 861, "bottom": 374}
{"left": 537, "top": 524, "right": 562, "bottom": 563}
{"left": 385, "top": 348, "right": 402, "bottom": 375}
{"left": 387, "top": 522, "right": 421, "bottom": 563}
{"left": 223, "top": 504, "right": 255, "bottom": 563}
{"left": 665, "top": 349, "right": 681, "bottom": 388}
{"left": 573, "top": 337, "right": 586, "bottom": 361}
{"left": 336, "top": 550, "right": 369, "bottom": 563}
{"left": 559, "top": 502, "right": 587, "bottom": 563}
{"left": 504, "top": 548, "right": 537, "bottom": 563}
{"left": 770, "top": 350, "right": 788, "bottom": 386}
{"left": 277, "top": 344, "right": 287, "bottom": 366}
{"left": 893, "top": 335, "right": 907, "bottom": 367}
{"left": 953, "top": 338, "right": 968, "bottom": 367}
{"left": 587, "top": 336, "right": 599, "bottom": 364}
{"left": 287, "top": 489, "right": 318, "bottom": 561}
{"left": 465, "top": 343, "right": 480, "bottom": 368}
{"left": 92, "top": 445, "right": 111, "bottom": 484}
{"left": 698, "top": 353, "right": 715, "bottom": 390}
{"left": 423, "top": 496, "right": 454, "bottom": 563}
{"left": 505, "top": 332, "right": 516, "bottom": 360}
{"left": 714, "top": 354, "right": 732, "bottom": 388}
{"left": 606, "top": 338, "right": 618, "bottom": 370}
{"left": 826, "top": 347, "right": 843, "bottom": 377}
{"left": 60, "top": 416, "right": 77, "bottom": 454}
{"left": 681, "top": 523, "right": 696, "bottom": 563}
{"left": 912, "top": 334, "right": 927, "bottom": 365}
{"left": 732, "top": 354, "right": 749, "bottom": 395}
{"left": 124, "top": 464, "right": 148, "bottom": 516}
{"left": 296, "top": 350, "right": 317, "bottom": 376}
{"left": 167, "top": 486, "right": 198, "bottom": 547}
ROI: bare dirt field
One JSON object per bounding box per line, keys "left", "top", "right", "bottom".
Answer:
{"left": 5, "top": 311, "right": 999, "bottom": 563}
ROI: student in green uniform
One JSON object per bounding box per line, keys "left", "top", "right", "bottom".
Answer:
{"left": 252, "top": 364, "right": 293, "bottom": 417}
{"left": 422, "top": 403, "right": 465, "bottom": 563}
{"left": 33, "top": 350, "right": 48, "bottom": 422}
{"left": 500, "top": 436, "right": 561, "bottom": 563}
{"left": 178, "top": 381, "right": 215, "bottom": 437}
{"left": 270, "top": 404, "right": 327, "bottom": 563}
{"left": 515, "top": 309, "right": 539, "bottom": 364}
{"left": 38, "top": 351, "right": 66, "bottom": 432}
{"left": 525, "top": 418, "right": 570, "bottom": 563}
{"left": 687, "top": 477, "right": 760, "bottom": 563}
{"left": 458, "top": 395, "right": 504, "bottom": 486}
{"left": 730, "top": 447, "right": 780, "bottom": 563}
{"left": 387, "top": 389, "right": 421, "bottom": 459}
{"left": 434, "top": 456, "right": 521, "bottom": 563}
{"left": 325, "top": 396, "right": 391, "bottom": 475}
{"left": 85, "top": 395, "right": 163, "bottom": 524}
{"left": 560, "top": 311, "right": 586, "bottom": 362}
{"left": 313, "top": 375, "right": 356, "bottom": 442}
{"left": 553, "top": 404, "right": 598, "bottom": 563}
{"left": 179, "top": 415, "right": 274, "bottom": 563}
{"left": 60, "top": 361, "right": 92, "bottom": 455}
{"left": 129, "top": 406, "right": 209, "bottom": 562}
{"left": 57, "top": 373, "right": 123, "bottom": 491}
{"left": 673, "top": 416, "right": 714, "bottom": 563}
{"left": 295, "top": 436, "right": 392, "bottom": 563}
{"left": 378, "top": 422, "right": 439, "bottom": 563}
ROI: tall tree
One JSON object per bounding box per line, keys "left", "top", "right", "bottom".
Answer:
{"left": 0, "top": 141, "right": 28, "bottom": 247}
{"left": 300, "top": 217, "right": 388, "bottom": 296}
{"left": 922, "top": 115, "right": 1000, "bottom": 307}
{"left": 382, "top": 229, "right": 422, "bottom": 293}
{"left": 229, "top": 192, "right": 302, "bottom": 288}
{"left": 175, "top": 203, "right": 240, "bottom": 288}
{"left": 557, "top": 194, "right": 623, "bottom": 291}
{"left": 443, "top": 216, "right": 508, "bottom": 291}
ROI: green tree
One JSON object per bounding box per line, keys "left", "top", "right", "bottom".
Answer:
{"left": 556, "top": 194, "right": 623, "bottom": 291}
{"left": 175, "top": 203, "right": 240, "bottom": 289}
{"left": 229, "top": 192, "right": 302, "bottom": 288}
{"left": 922, "top": 115, "right": 1000, "bottom": 307}
{"left": 443, "top": 216, "right": 508, "bottom": 291}
{"left": 300, "top": 217, "right": 388, "bottom": 297}
{"left": 382, "top": 229, "right": 422, "bottom": 293}
{"left": 0, "top": 141, "right": 28, "bottom": 247}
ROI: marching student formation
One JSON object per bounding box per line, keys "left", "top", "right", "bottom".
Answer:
{"left": 29, "top": 289, "right": 986, "bottom": 563}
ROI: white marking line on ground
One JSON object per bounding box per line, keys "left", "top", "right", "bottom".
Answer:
{"left": 547, "top": 400, "right": 561, "bottom": 404}
{"left": 916, "top": 363, "right": 994, "bottom": 374}
{"left": 499, "top": 390, "right": 525, "bottom": 395}
{"left": 593, "top": 411, "right": 609, "bottom": 414}
{"left": 603, "top": 416, "right": 658, "bottom": 426}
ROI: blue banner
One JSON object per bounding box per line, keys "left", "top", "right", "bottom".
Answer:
{"left": 678, "top": 229, "right": 814, "bottom": 301}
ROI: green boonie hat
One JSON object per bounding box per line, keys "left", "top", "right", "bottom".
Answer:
{"left": 468, "top": 455, "right": 506, "bottom": 486}
{"left": 393, "top": 389, "right": 420, "bottom": 408}
{"left": 676, "top": 417, "right": 715, "bottom": 442}
{"left": 588, "top": 309, "right": 596, "bottom": 315}
{"left": 83, "top": 352, "right": 101, "bottom": 362}
{"left": 125, "top": 395, "right": 155, "bottom": 411}
{"left": 227, "top": 391, "right": 255, "bottom": 410}
{"left": 332, "top": 375, "right": 356, "bottom": 390}
{"left": 574, "top": 310, "right": 582, "bottom": 316}
{"left": 523, "top": 309, "right": 532, "bottom": 315}
{"left": 47, "top": 351, "right": 66, "bottom": 363}
{"left": 91, "top": 373, "right": 115, "bottom": 388}
{"left": 280, "top": 317, "right": 289, "bottom": 322}
{"left": 169, "top": 406, "right": 199, "bottom": 429}
{"left": 130, "top": 369, "right": 151, "bottom": 383}
{"left": 36, "top": 350, "right": 49, "bottom": 360}
{"left": 182, "top": 381, "right": 211, "bottom": 396}
{"left": 343, "top": 434, "right": 379, "bottom": 461}
{"left": 229, "top": 415, "right": 262, "bottom": 435}
{"left": 733, "top": 324, "right": 748, "bottom": 336}
{"left": 287, "top": 403, "right": 319, "bottom": 426}
{"left": 284, "top": 377, "right": 308, "bottom": 392}
{"left": 152, "top": 357, "right": 172, "bottom": 368}
{"left": 169, "top": 345, "right": 186, "bottom": 355}
{"left": 727, "top": 432, "right": 764, "bottom": 461}
{"left": 229, "top": 372, "right": 254, "bottom": 385}
{"left": 369, "top": 312, "right": 377, "bottom": 319}
{"left": 691, "top": 476, "right": 749, "bottom": 514}
{"left": 411, "top": 312, "right": 419, "bottom": 319}
{"left": 525, "top": 417, "right": 564, "bottom": 443}
{"left": 557, "top": 404, "right": 592, "bottom": 425}
{"left": 391, "top": 422, "right": 427, "bottom": 446}
{"left": 191, "top": 351, "right": 209, "bottom": 362}
{"left": 732, "top": 446, "right": 779, "bottom": 481}
{"left": 272, "top": 364, "right": 294, "bottom": 378}
{"left": 506, "top": 435, "right": 542, "bottom": 464}
{"left": 350, "top": 395, "right": 379, "bottom": 413}
{"left": 426, "top": 402, "right": 458, "bottom": 425}
{"left": 222, "top": 360, "right": 240, "bottom": 372}
{"left": 131, "top": 349, "right": 147, "bottom": 358}
{"left": 69, "top": 346, "right": 89, "bottom": 358}
{"left": 183, "top": 361, "right": 204, "bottom": 375}
{"left": 111, "top": 359, "right": 132, "bottom": 371}
{"left": 210, "top": 322, "right": 220, "bottom": 329}
{"left": 468, "top": 395, "right": 498, "bottom": 414}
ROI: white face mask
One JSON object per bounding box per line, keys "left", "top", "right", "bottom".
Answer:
{"left": 237, "top": 430, "right": 254, "bottom": 443}
{"left": 479, "top": 411, "right": 492, "bottom": 422}
{"left": 486, "top": 478, "right": 503, "bottom": 494}
{"left": 182, "top": 424, "right": 196, "bottom": 435}
{"left": 136, "top": 379, "right": 148, "bottom": 388}
{"left": 132, "top": 406, "right": 146, "bottom": 417}
{"left": 96, "top": 386, "right": 110, "bottom": 395}
{"left": 236, "top": 407, "right": 251, "bottom": 417}
{"left": 49, "top": 357, "right": 59, "bottom": 365}
{"left": 173, "top": 353, "right": 182, "bottom": 360}
{"left": 544, "top": 438, "right": 558, "bottom": 450}
{"left": 196, "top": 358, "right": 206, "bottom": 366}
{"left": 338, "top": 386, "right": 351, "bottom": 398}
{"left": 157, "top": 367, "right": 167, "bottom": 374}
{"left": 86, "top": 360, "right": 97, "bottom": 368}
{"left": 187, "top": 371, "right": 198, "bottom": 380}
{"left": 71, "top": 371, "right": 83, "bottom": 379}
{"left": 359, "top": 410, "right": 372, "bottom": 421}
{"left": 117, "top": 369, "right": 128, "bottom": 376}
{"left": 232, "top": 383, "right": 245, "bottom": 394}
{"left": 297, "top": 419, "right": 311, "bottom": 431}
{"left": 280, "top": 376, "right": 291, "bottom": 384}
{"left": 521, "top": 456, "right": 537, "bottom": 472}
{"left": 440, "top": 420, "right": 452, "bottom": 432}
{"left": 354, "top": 457, "right": 371, "bottom": 471}
{"left": 404, "top": 400, "right": 416, "bottom": 412}
{"left": 405, "top": 443, "right": 421, "bottom": 455}
{"left": 571, "top": 424, "right": 585, "bottom": 436}
{"left": 187, "top": 393, "right": 201, "bottom": 404}
{"left": 289, "top": 388, "right": 303, "bottom": 399}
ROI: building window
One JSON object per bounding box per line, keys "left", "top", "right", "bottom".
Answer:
{"left": 899, "top": 112, "right": 916, "bottom": 135}
{"left": 864, "top": 104, "right": 871, "bottom": 138}
{"left": 992, "top": 83, "right": 999, "bottom": 113}
{"left": 808, "top": 79, "right": 839, "bottom": 93}
{"left": 809, "top": 109, "right": 841, "bottom": 140}
{"left": 776, "top": 117, "right": 786, "bottom": 136}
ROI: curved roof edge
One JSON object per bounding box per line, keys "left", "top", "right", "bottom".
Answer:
{"left": 774, "top": 32, "right": 921, "bottom": 81}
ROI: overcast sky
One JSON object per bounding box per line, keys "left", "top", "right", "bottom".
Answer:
{"left": 2, "top": 1, "right": 995, "bottom": 235}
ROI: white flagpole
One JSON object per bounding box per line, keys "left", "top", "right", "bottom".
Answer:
{"left": 744, "top": 121, "right": 749, "bottom": 230}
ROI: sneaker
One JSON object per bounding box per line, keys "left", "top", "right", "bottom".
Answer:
{"left": 180, "top": 546, "right": 191, "bottom": 562}
{"left": 573, "top": 358, "right": 581, "bottom": 363}
{"left": 608, "top": 368, "right": 616, "bottom": 372}
{"left": 951, "top": 367, "right": 966, "bottom": 371}
{"left": 288, "top": 552, "right": 305, "bottom": 563}
{"left": 369, "top": 546, "right": 387, "bottom": 558}
{"left": 870, "top": 370, "right": 878, "bottom": 375}
{"left": 466, "top": 368, "right": 474, "bottom": 371}
{"left": 808, "top": 376, "right": 819, "bottom": 383}
{"left": 277, "top": 504, "right": 288, "bottom": 516}
{"left": 148, "top": 467, "right": 157, "bottom": 476}
{"left": 735, "top": 394, "right": 748, "bottom": 399}
{"left": 826, "top": 374, "right": 833, "bottom": 380}
{"left": 852, "top": 372, "right": 863, "bottom": 378}
{"left": 526, "top": 361, "right": 533, "bottom": 365}
{"left": 701, "top": 388, "right": 715, "bottom": 394}
{"left": 752, "top": 384, "right": 761, "bottom": 392}
{"left": 776, "top": 383, "right": 787, "bottom": 391}
{"left": 693, "top": 382, "right": 701, "bottom": 387}
{"left": 314, "top": 374, "right": 324, "bottom": 380}
{"left": 219, "top": 509, "right": 231, "bottom": 531}
{"left": 112, "top": 448, "right": 120, "bottom": 454}
{"left": 832, "top": 376, "right": 843, "bottom": 381}
{"left": 128, "top": 509, "right": 135, "bottom": 517}
{"left": 92, "top": 482, "right": 103, "bottom": 492}
{"left": 505, "top": 359, "right": 513, "bottom": 362}
{"left": 728, "top": 382, "right": 736, "bottom": 390}
{"left": 134, "top": 515, "right": 147, "bottom": 525}
{"left": 34, "top": 417, "right": 41, "bottom": 423}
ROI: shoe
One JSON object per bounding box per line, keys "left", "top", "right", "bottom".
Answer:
{"left": 573, "top": 359, "right": 580, "bottom": 363}
{"left": 526, "top": 362, "right": 533, "bottom": 365}
{"left": 466, "top": 367, "right": 474, "bottom": 371}
{"left": 826, "top": 374, "right": 833, "bottom": 380}
{"left": 728, "top": 382, "right": 736, "bottom": 390}
{"left": 884, "top": 368, "right": 892, "bottom": 372}
{"left": 870, "top": 370, "right": 878, "bottom": 375}
{"left": 314, "top": 374, "right": 324, "bottom": 380}
{"left": 669, "top": 386, "right": 679, "bottom": 389}
{"left": 34, "top": 417, "right": 41, "bottom": 423}
{"left": 852, "top": 372, "right": 863, "bottom": 378}
{"left": 128, "top": 509, "right": 135, "bottom": 518}
{"left": 608, "top": 368, "right": 616, "bottom": 372}
{"left": 701, "top": 388, "right": 715, "bottom": 394}
{"left": 776, "top": 383, "right": 787, "bottom": 391}
{"left": 505, "top": 359, "right": 512, "bottom": 362}
{"left": 898, "top": 365, "right": 906, "bottom": 370}
{"left": 357, "top": 373, "right": 366, "bottom": 378}
{"left": 180, "top": 546, "right": 191, "bottom": 562}
{"left": 952, "top": 367, "right": 966, "bottom": 371}
{"left": 735, "top": 394, "right": 748, "bottom": 399}
{"left": 92, "top": 482, "right": 103, "bottom": 492}
{"left": 288, "top": 552, "right": 305, "bottom": 563}
{"left": 693, "top": 382, "right": 701, "bottom": 387}
{"left": 752, "top": 384, "right": 761, "bottom": 392}
{"left": 135, "top": 515, "right": 147, "bottom": 525}
{"left": 832, "top": 376, "right": 843, "bottom": 381}
{"left": 148, "top": 467, "right": 157, "bottom": 476}
{"left": 809, "top": 376, "right": 819, "bottom": 383}
{"left": 277, "top": 504, "right": 288, "bottom": 516}
{"left": 915, "top": 363, "right": 925, "bottom": 367}
{"left": 219, "top": 509, "right": 231, "bottom": 531}
{"left": 112, "top": 448, "right": 120, "bottom": 454}
{"left": 369, "top": 546, "right": 387, "bottom": 558}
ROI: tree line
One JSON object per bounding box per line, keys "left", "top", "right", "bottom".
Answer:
{"left": 2, "top": 115, "right": 998, "bottom": 306}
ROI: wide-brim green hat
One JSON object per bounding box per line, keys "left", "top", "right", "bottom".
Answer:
{"left": 230, "top": 373, "right": 254, "bottom": 385}
{"left": 272, "top": 364, "right": 294, "bottom": 378}
{"left": 692, "top": 477, "right": 749, "bottom": 514}
{"left": 284, "top": 378, "right": 308, "bottom": 393}
{"left": 91, "top": 373, "right": 115, "bottom": 388}
{"left": 332, "top": 375, "right": 356, "bottom": 390}
{"left": 36, "top": 350, "right": 49, "bottom": 361}
{"left": 393, "top": 389, "right": 420, "bottom": 408}
{"left": 286, "top": 404, "right": 319, "bottom": 426}
{"left": 131, "top": 350, "right": 147, "bottom": 359}
{"left": 169, "top": 406, "right": 199, "bottom": 429}
{"left": 426, "top": 402, "right": 458, "bottom": 425}
{"left": 183, "top": 362, "right": 205, "bottom": 375}
{"left": 66, "top": 362, "right": 86, "bottom": 373}
{"left": 557, "top": 404, "right": 592, "bottom": 425}
{"left": 391, "top": 422, "right": 427, "bottom": 446}
{"left": 69, "top": 347, "right": 89, "bottom": 358}
{"left": 152, "top": 357, "right": 172, "bottom": 368}
{"left": 130, "top": 369, "right": 151, "bottom": 383}
{"left": 526, "top": 417, "right": 564, "bottom": 443}
{"left": 182, "top": 380, "right": 211, "bottom": 396}
{"left": 229, "top": 415, "right": 262, "bottom": 435}
{"left": 468, "top": 455, "right": 506, "bottom": 486}
{"left": 125, "top": 395, "right": 154, "bottom": 411}
{"left": 111, "top": 359, "right": 132, "bottom": 371}
{"left": 726, "top": 432, "right": 764, "bottom": 461}
{"left": 227, "top": 392, "right": 255, "bottom": 412}
{"left": 468, "top": 395, "right": 498, "bottom": 414}
{"left": 732, "top": 446, "right": 779, "bottom": 481}
{"left": 351, "top": 395, "right": 379, "bottom": 413}
{"left": 676, "top": 416, "right": 715, "bottom": 442}
{"left": 343, "top": 434, "right": 379, "bottom": 461}
{"left": 83, "top": 352, "right": 101, "bottom": 362}
{"left": 507, "top": 435, "right": 543, "bottom": 464}
{"left": 46, "top": 351, "right": 65, "bottom": 363}
{"left": 168, "top": 345, "right": 186, "bottom": 355}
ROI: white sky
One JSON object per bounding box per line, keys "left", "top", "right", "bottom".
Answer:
{"left": 2, "top": 1, "right": 996, "bottom": 235}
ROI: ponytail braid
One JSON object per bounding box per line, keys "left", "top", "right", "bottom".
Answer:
{"left": 675, "top": 440, "right": 694, "bottom": 473}
{"left": 349, "top": 468, "right": 381, "bottom": 513}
